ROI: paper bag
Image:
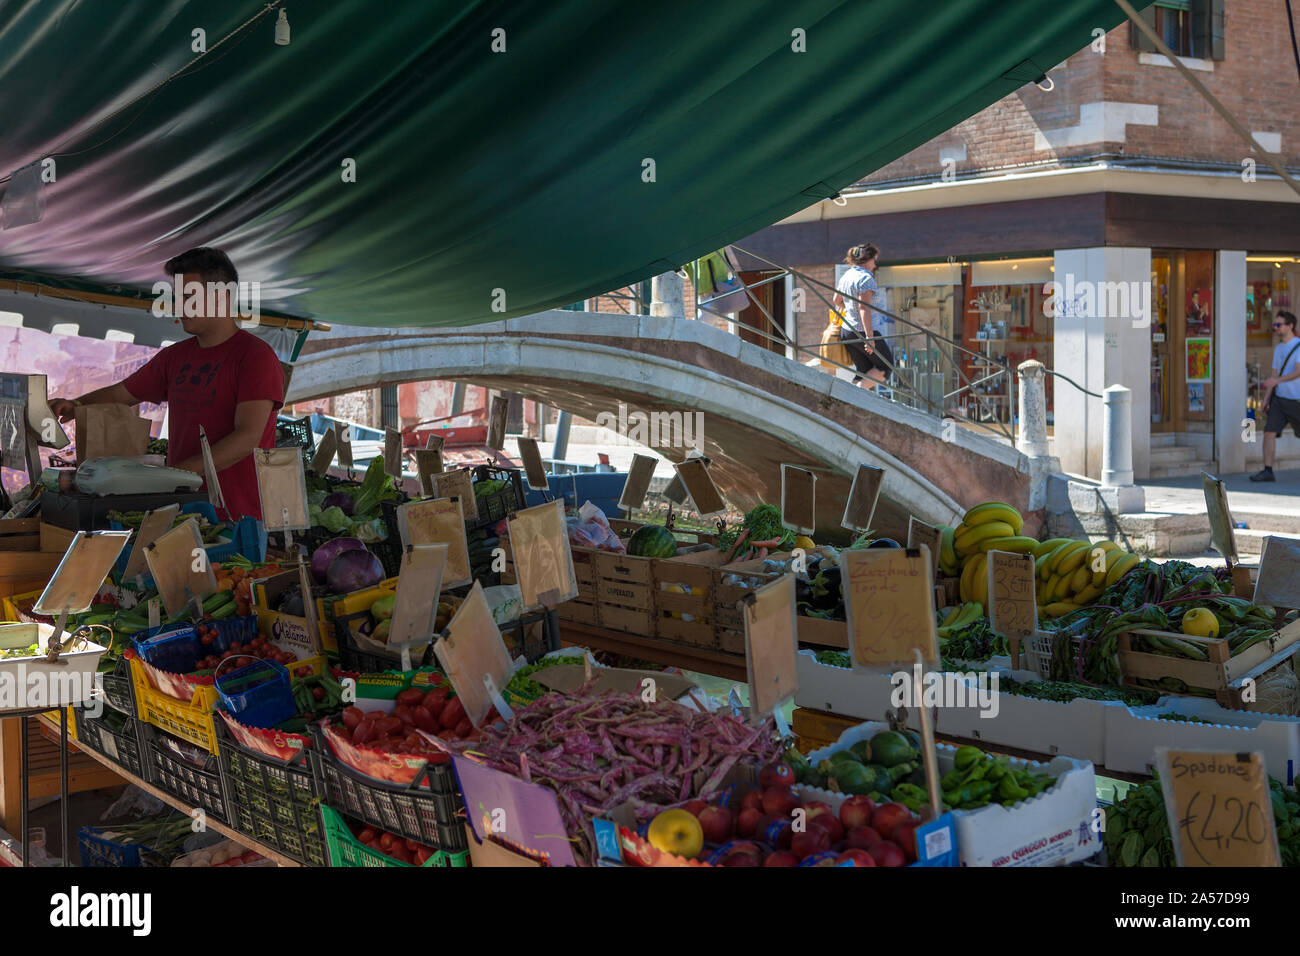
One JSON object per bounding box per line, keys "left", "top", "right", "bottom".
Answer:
{"left": 75, "top": 405, "right": 151, "bottom": 465}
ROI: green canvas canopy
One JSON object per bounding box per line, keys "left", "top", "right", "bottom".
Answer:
{"left": 0, "top": 0, "right": 1149, "bottom": 331}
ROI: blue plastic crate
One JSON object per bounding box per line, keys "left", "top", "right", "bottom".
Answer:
{"left": 78, "top": 827, "right": 147, "bottom": 867}
{"left": 133, "top": 615, "right": 258, "bottom": 674}
{"left": 112, "top": 503, "right": 265, "bottom": 584}
{"left": 216, "top": 659, "right": 294, "bottom": 729}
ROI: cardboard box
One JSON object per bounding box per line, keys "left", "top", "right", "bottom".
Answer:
{"left": 800, "top": 719, "right": 1098, "bottom": 867}
{"left": 253, "top": 570, "right": 398, "bottom": 656}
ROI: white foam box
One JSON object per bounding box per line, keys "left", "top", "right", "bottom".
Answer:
{"left": 798, "top": 719, "right": 1100, "bottom": 867}
{"left": 1103, "top": 696, "right": 1300, "bottom": 779}
{"left": 795, "top": 652, "right": 915, "bottom": 727}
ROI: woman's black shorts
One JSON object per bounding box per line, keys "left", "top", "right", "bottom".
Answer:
{"left": 839, "top": 327, "right": 894, "bottom": 375}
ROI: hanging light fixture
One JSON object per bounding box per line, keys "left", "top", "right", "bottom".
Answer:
{"left": 274, "top": 7, "right": 291, "bottom": 46}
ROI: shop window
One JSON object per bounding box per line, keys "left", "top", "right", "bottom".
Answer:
{"left": 1131, "top": 0, "right": 1225, "bottom": 60}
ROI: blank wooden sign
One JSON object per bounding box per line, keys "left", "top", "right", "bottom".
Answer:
{"left": 384, "top": 428, "right": 404, "bottom": 478}
{"left": 144, "top": 520, "right": 217, "bottom": 618}
{"left": 675, "top": 457, "right": 726, "bottom": 517}
{"left": 841, "top": 464, "right": 884, "bottom": 532}
{"left": 255, "top": 447, "right": 310, "bottom": 533}
{"left": 434, "top": 582, "right": 513, "bottom": 727}
{"left": 907, "top": 517, "right": 941, "bottom": 576}
{"left": 398, "top": 498, "right": 471, "bottom": 587}
{"left": 310, "top": 427, "right": 338, "bottom": 476}
{"left": 487, "top": 395, "right": 510, "bottom": 450}
{"left": 618, "top": 454, "right": 658, "bottom": 513}
{"left": 516, "top": 436, "right": 549, "bottom": 491}
{"left": 336, "top": 422, "right": 354, "bottom": 470}
{"left": 1201, "top": 472, "right": 1238, "bottom": 565}
{"left": 122, "top": 504, "right": 179, "bottom": 581}
{"left": 425, "top": 432, "right": 445, "bottom": 452}
{"left": 415, "top": 450, "right": 443, "bottom": 497}
{"left": 387, "top": 543, "right": 449, "bottom": 648}
{"left": 432, "top": 469, "right": 477, "bottom": 521}
{"left": 662, "top": 471, "right": 689, "bottom": 505}
{"left": 508, "top": 499, "right": 578, "bottom": 608}
{"left": 743, "top": 574, "right": 799, "bottom": 717}
{"left": 780, "top": 465, "right": 816, "bottom": 536}
{"left": 35, "top": 531, "right": 132, "bottom": 616}
{"left": 1254, "top": 536, "right": 1300, "bottom": 610}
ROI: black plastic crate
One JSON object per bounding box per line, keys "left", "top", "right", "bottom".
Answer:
{"left": 468, "top": 465, "right": 525, "bottom": 529}
{"left": 213, "top": 720, "right": 326, "bottom": 866}
{"left": 74, "top": 707, "right": 146, "bottom": 779}
{"left": 334, "top": 610, "right": 434, "bottom": 674}
{"left": 98, "top": 657, "right": 136, "bottom": 716}
{"left": 310, "top": 726, "right": 468, "bottom": 854}
{"left": 140, "top": 723, "right": 230, "bottom": 823}
{"left": 41, "top": 490, "right": 210, "bottom": 531}
{"left": 501, "top": 608, "right": 561, "bottom": 664}
{"left": 276, "top": 416, "right": 315, "bottom": 456}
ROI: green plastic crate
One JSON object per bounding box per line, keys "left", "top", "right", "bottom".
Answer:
{"left": 320, "top": 805, "right": 468, "bottom": 868}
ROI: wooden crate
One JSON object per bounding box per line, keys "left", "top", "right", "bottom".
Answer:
{"left": 791, "top": 707, "right": 859, "bottom": 755}
{"left": 655, "top": 550, "right": 720, "bottom": 650}
{"left": 592, "top": 549, "right": 657, "bottom": 636}
{"left": 0, "top": 518, "right": 40, "bottom": 552}
{"left": 39, "top": 522, "right": 76, "bottom": 554}
{"left": 936, "top": 575, "right": 962, "bottom": 609}
{"left": 796, "top": 615, "right": 848, "bottom": 650}
{"left": 712, "top": 558, "right": 782, "bottom": 657}
{"left": 1118, "top": 618, "right": 1300, "bottom": 708}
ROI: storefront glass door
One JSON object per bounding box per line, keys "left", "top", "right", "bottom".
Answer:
{"left": 1150, "top": 251, "right": 1215, "bottom": 433}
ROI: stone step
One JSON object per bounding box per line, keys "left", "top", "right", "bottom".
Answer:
{"left": 1146, "top": 459, "right": 1217, "bottom": 480}
{"left": 1150, "top": 433, "right": 1178, "bottom": 448}
{"left": 1148, "top": 445, "right": 1199, "bottom": 464}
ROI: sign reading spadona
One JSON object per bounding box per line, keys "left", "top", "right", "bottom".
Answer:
{"left": 1157, "top": 748, "right": 1280, "bottom": 867}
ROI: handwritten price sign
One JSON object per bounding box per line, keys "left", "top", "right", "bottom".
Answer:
{"left": 842, "top": 548, "right": 938, "bottom": 667}
{"left": 987, "top": 550, "right": 1036, "bottom": 667}
{"left": 1157, "top": 748, "right": 1280, "bottom": 867}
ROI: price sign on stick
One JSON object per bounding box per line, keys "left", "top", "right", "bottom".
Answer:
{"left": 431, "top": 468, "right": 476, "bottom": 521}
{"left": 780, "top": 465, "right": 817, "bottom": 536}
{"left": 618, "top": 454, "right": 657, "bottom": 514}
{"left": 907, "top": 517, "right": 942, "bottom": 577}
{"left": 674, "top": 457, "right": 726, "bottom": 517}
{"left": 434, "top": 582, "right": 513, "bottom": 727}
{"left": 1202, "top": 472, "right": 1238, "bottom": 566}
{"left": 335, "top": 422, "right": 353, "bottom": 471}
{"left": 425, "top": 432, "right": 445, "bottom": 452}
{"left": 414, "top": 450, "right": 443, "bottom": 497}
{"left": 842, "top": 464, "right": 884, "bottom": 533}
{"left": 742, "top": 574, "right": 798, "bottom": 717}
{"left": 199, "top": 427, "right": 226, "bottom": 516}
{"left": 35, "top": 531, "right": 131, "bottom": 616}
{"left": 487, "top": 395, "right": 509, "bottom": 451}
{"left": 662, "top": 471, "right": 689, "bottom": 505}
{"left": 384, "top": 428, "right": 404, "bottom": 478}
{"left": 254, "top": 448, "right": 310, "bottom": 533}
{"left": 842, "top": 547, "right": 939, "bottom": 667}
{"left": 310, "top": 427, "right": 338, "bottom": 476}
{"left": 1157, "top": 748, "right": 1280, "bottom": 867}
{"left": 986, "top": 550, "right": 1037, "bottom": 667}
{"left": 397, "top": 498, "right": 471, "bottom": 587}
{"left": 516, "top": 437, "right": 549, "bottom": 491}
{"left": 387, "top": 543, "right": 449, "bottom": 668}
{"left": 508, "top": 499, "right": 578, "bottom": 608}
{"left": 1253, "top": 536, "right": 1300, "bottom": 611}
{"left": 122, "top": 504, "right": 179, "bottom": 581}
{"left": 143, "top": 519, "right": 217, "bottom": 618}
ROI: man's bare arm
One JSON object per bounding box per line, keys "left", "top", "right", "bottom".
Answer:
{"left": 174, "top": 400, "right": 274, "bottom": 474}
{"left": 49, "top": 383, "right": 139, "bottom": 422}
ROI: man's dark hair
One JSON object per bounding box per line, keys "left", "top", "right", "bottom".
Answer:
{"left": 164, "top": 247, "right": 237, "bottom": 285}
{"left": 1279, "top": 310, "right": 1297, "bottom": 330}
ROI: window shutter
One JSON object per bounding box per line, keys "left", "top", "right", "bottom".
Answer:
{"left": 1208, "top": 0, "right": 1225, "bottom": 60}
{"left": 1130, "top": 6, "right": 1158, "bottom": 52}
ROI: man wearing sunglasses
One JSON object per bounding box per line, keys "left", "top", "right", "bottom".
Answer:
{"left": 1251, "top": 309, "right": 1300, "bottom": 482}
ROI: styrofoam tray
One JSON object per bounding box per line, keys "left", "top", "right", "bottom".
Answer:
{"left": 798, "top": 719, "right": 1100, "bottom": 866}
{"left": 0, "top": 623, "right": 105, "bottom": 713}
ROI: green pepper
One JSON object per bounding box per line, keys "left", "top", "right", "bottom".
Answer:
{"left": 953, "top": 745, "right": 983, "bottom": 771}
{"left": 997, "top": 775, "right": 1028, "bottom": 803}
{"left": 941, "top": 769, "right": 964, "bottom": 791}
{"left": 962, "top": 760, "right": 989, "bottom": 783}
{"left": 985, "top": 757, "right": 1009, "bottom": 782}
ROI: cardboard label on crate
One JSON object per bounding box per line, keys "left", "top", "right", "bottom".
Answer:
{"left": 780, "top": 465, "right": 816, "bottom": 536}
{"left": 310, "top": 427, "right": 337, "bottom": 475}
{"left": 387, "top": 543, "right": 448, "bottom": 648}
{"left": 618, "top": 454, "right": 657, "bottom": 513}
{"left": 1202, "top": 472, "right": 1238, "bottom": 566}
{"left": 742, "top": 574, "right": 798, "bottom": 717}
{"left": 397, "top": 498, "right": 471, "bottom": 588}
{"left": 142, "top": 520, "right": 217, "bottom": 619}
{"left": 35, "top": 530, "right": 132, "bottom": 616}
{"left": 841, "top": 464, "right": 884, "bottom": 532}
{"left": 434, "top": 582, "right": 513, "bottom": 726}
{"left": 487, "top": 395, "right": 510, "bottom": 451}
{"left": 508, "top": 499, "right": 578, "bottom": 608}
{"left": 842, "top": 547, "right": 938, "bottom": 667}
{"left": 121, "top": 504, "right": 179, "bottom": 581}
{"left": 415, "top": 450, "right": 443, "bottom": 497}
{"left": 254, "top": 447, "right": 310, "bottom": 533}
{"left": 516, "top": 437, "right": 549, "bottom": 492}
{"left": 987, "top": 549, "right": 1036, "bottom": 665}
{"left": 907, "top": 517, "right": 942, "bottom": 577}
{"left": 1157, "top": 748, "right": 1280, "bottom": 868}
{"left": 384, "top": 428, "right": 404, "bottom": 478}
{"left": 432, "top": 469, "right": 477, "bottom": 521}
{"left": 1254, "top": 536, "right": 1300, "bottom": 610}
{"left": 675, "top": 457, "right": 725, "bottom": 517}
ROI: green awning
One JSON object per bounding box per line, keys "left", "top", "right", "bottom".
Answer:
{"left": 0, "top": 0, "right": 1149, "bottom": 330}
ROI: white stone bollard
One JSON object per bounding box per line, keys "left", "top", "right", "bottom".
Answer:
{"left": 650, "top": 271, "right": 685, "bottom": 319}
{"left": 1016, "top": 360, "right": 1050, "bottom": 458}
{"left": 1102, "top": 384, "right": 1134, "bottom": 488}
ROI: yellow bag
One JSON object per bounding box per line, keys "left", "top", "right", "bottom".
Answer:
{"left": 819, "top": 310, "right": 851, "bottom": 371}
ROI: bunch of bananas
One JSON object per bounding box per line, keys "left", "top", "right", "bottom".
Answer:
{"left": 937, "top": 601, "right": 984, "bottom": 640}
{"left": 1034, "top": 538, "right": 1140, "bottom": 618}
{"left": 948, "top": 501, "right": 1035, "bottom": 604}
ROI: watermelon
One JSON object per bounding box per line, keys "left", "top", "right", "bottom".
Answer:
{"left": 627, "top": 524, "right": 677, "bottom": 558}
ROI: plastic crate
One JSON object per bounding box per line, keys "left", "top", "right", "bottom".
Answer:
{"left": 215, "top": 659, "right": 294, "bottom": 729}
{"left": 319, "top": 805, "right": 467, "bottom": 868}
{"left": 369, "top": 537, "right": 403, "bottom": 579}
{"left": 78, "top": 827, "right": 150, "bottom": 867}
{"left": 99, "top": 657, "right": 136, "bottom": 716}
{"left": 140, "top": 722, "right": 230, "bottom": 823}
{"left": 133, "top": 614, "right": 259, "bottom": 675}
{"left": 3, "top": 588, "right": 54, "bottom": 625}
{"left": 276, "top": 416, "right": 316, "bottom": 457}
{"left": 468, "top": 465, "right": 525, "bottom": 529}
{"left": 111, "top": 503, "right": 265, "bottom": 582}
{"left": 311, "top": 727, "right": 468, "bottom": 853}
{"left": 214, "top": 719, "right": 326, "bottom": 866}
{"left": 334, "top": 610, "right": 433, "bottom": 673}
{"left": 40, "top": 489, "right": 209, "bottom": 532}
{"left": 72, "top": 706, "right": 146, "bottom": 779}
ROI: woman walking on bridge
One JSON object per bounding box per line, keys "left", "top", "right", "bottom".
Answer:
{"left": 833, "top": 243, "right": 893, "bottom": 390}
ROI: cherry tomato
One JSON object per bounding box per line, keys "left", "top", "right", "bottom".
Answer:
{"left": 311, "top": 686, "right": 325, "bottom": 702}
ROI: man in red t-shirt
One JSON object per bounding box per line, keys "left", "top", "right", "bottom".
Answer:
{"left": 51, "top": 248, "right": 284, "bottom": 520}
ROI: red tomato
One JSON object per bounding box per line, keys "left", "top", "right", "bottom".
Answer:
{"left": 341, "top": 707, "right": 364, "bottom": 730}
{"left": 389, "top": 844, "right": 412, "bottom": 864}
{"left": 411, "top": 706, "right": 437, "bottom": 732}
{"left": 296, "top": 666, "right": 312, "bottom": 679}
{"left": 393, "top": 704, "right": 413, "bottom": 725}
{"left": 311, "top": 686, "right": 326, "bottom": 702}
{"left": 423, "top": 686, "right": 450, "bottom": 707}
{"left": 439, "top": 696, "right": 466, "bottom": 730}
{"left": 375, "top": 716, "right": 403, "bottom": 736}
{"left": 415, "top": 846, "right": 433, "bottom": 866}
{"left": 378, "top": 832, "right": 396, "bottom": 850}
{"left": 405, "top": 838, "right": 420, "bottom": 852}
{"left": 352, "top": 722, "right": 377, "bottom": 745}
{"left": 453, "top": 717, "right": 473, "bottom": 738}
{"left": 200, "top": 633, "right": 213, "bottom": 646}
{"left": 360, "top": 709, "right": 380, "bottom": 724}
{"left": 396, "top": 688, "right": 425, "bottom": 707}
{"left": 357, "top": 826, "right": 378, "bottom": 843}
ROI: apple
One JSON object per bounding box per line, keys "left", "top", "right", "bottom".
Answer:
{"left": 798, "top": 851, "right": 842, "bottom": 867}
{"left": 754, "top": 814, "right": 793, "bottom": 850}
{"left": 868, "top": 839, "right": 907, "bottom": 868}
{"left": 647, "top": 809, "right": 705, "bottom": 859}
{"left": 698, "top": 805, "right": 734, "bottom": 845}
{"left": 839, "top": 795, "right": 877, "bottom": 830}
{"left": 761, "top": 787, "right": 799, "bottom": 817}
{"left": 836, "top": 848, "right": 877, "bottom": 867}
{"left": 809, "top": 814, "right": 844, "bottom": 844}
{"left": 763, "top": 850, "right": 800, "bottom": 867}
{"left": 870, "top": 802, "right": 914, "bottom": 842}
{"left": 789, "top": 826, "right": 832, "bottom": 861}
{"left": 715, "top": 841, "right": 764, "bottom": 866}
{"left": 740, "top": 789, "right": 765, "bottom": 814}
{"left": 892, "top": 818, "right": 922, "bottom": 863}
{"left": 801, "top": 800, "right": 835, "bottom": 825}
{"left": 736, "top": 807, "right": 764, "bottom": 838}
{"left": 758, "top": 761, "right": 796, "bottom": 789}
{"left": 845, "top": 825, "right": 882, "bottom": 851}
{"left": 682, "top": 799, "right": 708, "bottom": 818}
